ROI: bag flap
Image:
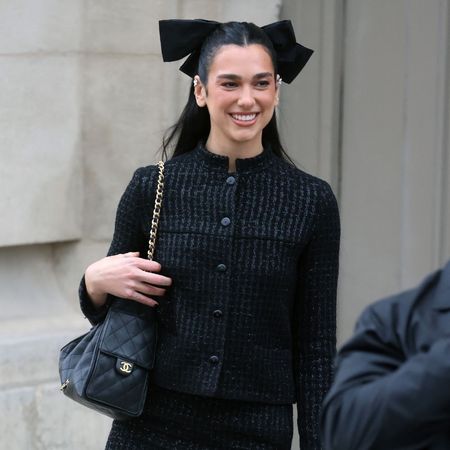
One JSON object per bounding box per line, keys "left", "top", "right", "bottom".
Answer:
{"left": 99, "top": 303, "right": 157, "bottom": 370}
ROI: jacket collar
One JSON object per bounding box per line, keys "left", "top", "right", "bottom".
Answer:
{"left": 432, "top": 259, "right": 450, "bottom": 311}
{"left": 193, "top": 141, "right": 274, "bottom": 174}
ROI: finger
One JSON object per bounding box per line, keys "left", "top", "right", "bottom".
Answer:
{"left": 127, "top": 290, "right": 159, "bottom": 307}
{"left": 123, "top": 251, "right": 140, "bottom": 257}
{"left": 136, "top": 259, "right": 162, "bottom": 272}
{"left": 135, "top": 282, "right": 166, "bottom": 297}
{"left": 140, "top": 272, "right": 172, "bottom": 287}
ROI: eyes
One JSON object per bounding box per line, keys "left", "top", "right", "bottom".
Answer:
{"left": 220, "top": 80, "right": 272, "bottom": 90}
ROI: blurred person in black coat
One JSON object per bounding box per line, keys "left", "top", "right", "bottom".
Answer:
{"left": 321, "top": 259, "right": 450, "bottom": 450}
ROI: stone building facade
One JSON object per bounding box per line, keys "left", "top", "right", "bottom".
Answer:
{"left": 1, "top": 1, "right": 449, "bottom": 448}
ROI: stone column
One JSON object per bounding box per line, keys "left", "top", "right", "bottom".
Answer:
{"left": 338, "top": 0, "right": 450, "bottom": 341}
{"left": 280, "top": 0, "right": 450, "bottom": 345}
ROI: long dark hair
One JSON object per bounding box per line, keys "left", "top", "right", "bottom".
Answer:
{"left": 160, "top": 21, "right": 296, "bottom": 166}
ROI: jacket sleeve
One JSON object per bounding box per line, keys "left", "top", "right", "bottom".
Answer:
{"left": 293, "top": 181, "right": 340, "bottom": 449}
{"left": 321, "top": 306, "right": 450, "bottom": 450}
{"left": 79, "top": 166, "right": 153, "bottom": 325}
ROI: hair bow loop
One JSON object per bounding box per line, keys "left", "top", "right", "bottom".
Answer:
{"left": 262, "top": 20, "right": 313, "bottom": 83}
{"left": 159, "top": 19, "right": 220, "bottom": 62}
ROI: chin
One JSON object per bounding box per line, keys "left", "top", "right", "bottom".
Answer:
{"left": 229, "top": 131, "right": 260, "bottom": 144}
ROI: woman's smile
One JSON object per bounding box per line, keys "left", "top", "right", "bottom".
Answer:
{"left": 229, "top": 112, "right": 259, "bottom": 126}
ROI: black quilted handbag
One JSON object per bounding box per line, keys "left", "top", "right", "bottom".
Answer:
{"left": 59, "top": 161, "right": 165, "bottom": 420}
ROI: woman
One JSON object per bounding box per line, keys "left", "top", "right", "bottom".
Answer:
{"left": 80, "top": 19, "right": 340, "bottom": 449}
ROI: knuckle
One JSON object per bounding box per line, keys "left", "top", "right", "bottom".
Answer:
{"left": 128, "top": 259, "right": 138, "bottom": 269}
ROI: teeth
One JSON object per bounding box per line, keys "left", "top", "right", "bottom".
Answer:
{"left": 231, "top": 113, "right": 257, "bottom": 121}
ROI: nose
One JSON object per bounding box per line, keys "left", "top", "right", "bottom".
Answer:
{"left": 237, "top": 86, "right": 255, "bottom": 109}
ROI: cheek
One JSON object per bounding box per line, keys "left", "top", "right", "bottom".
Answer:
{"left": 255, "top": 90, "right": 277, "bottom": 110}
{"left": 208, "top": 90, "right": 235, "bottom": 113}
{"left": 260, "top": 94, "right": 277, "bottom": 124}
{"left": 218, "top": 93, "right": 237, "bottom": 112}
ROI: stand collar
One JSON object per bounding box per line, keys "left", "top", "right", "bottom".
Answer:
{"left": 193, "top": 141, "right": 274, "bottom": 174}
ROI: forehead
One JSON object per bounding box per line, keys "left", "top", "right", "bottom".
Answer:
{"left": 208, "top": 44, "right": 274, "bottom": 77}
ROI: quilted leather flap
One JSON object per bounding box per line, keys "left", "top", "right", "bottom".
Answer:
{"left": 99, "top": 304, "right": 157, "bottom": 369}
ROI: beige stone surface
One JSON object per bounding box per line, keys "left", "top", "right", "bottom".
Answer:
{"left": 338, "top": 0, "right": 450, "bottom": 341}
{"left": 178, "top": 0, "right": 281, "bottom": 26}
{"left": 280, "top": 0, "right": 342, "bottom": 187}
{"left": 0, "top": 56, "right": 82, "bottom": 247}
{"left": 0, "top": 382, "right": 110, "bottom": 450}
{"left": 0, "top": 245, "right": 73, "bottom": 319}
{"left": 394, "top": 0, "right": 449, "bottom": 285}
{"left": 0, "top": 0, "right": 82, "bottom": 53}
{"left": 338, "top": 0, "right": 407, "bottom": 340}
{"left": 81, "top": 54, "right": 179, "bottom": 240}
{"left": 52, "top": 240, "right": 111, "bottom": 308}
{"left": 221, "top": 0, "right": 282, "bottom": 24}
{"left": 0, "top": 309, "right": 105, "bottom": 449}
{"left": 177, "top": 0, "right": 220, "bottom": 19}
{"left": 0, "top": 315, "right": 88, "bottom": 388}
{"left": 0, "top": 387, "right": 35, "bottom": 449}
{"left": 82, "top": 0, "right": 178, "bottom": 55}
{"left": 35, "top": 382, "right": 111, "bottom": 450}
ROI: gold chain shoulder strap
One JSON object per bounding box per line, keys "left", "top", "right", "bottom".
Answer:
{"left": 147, "top": 161, "right": 165, "bottom": 261}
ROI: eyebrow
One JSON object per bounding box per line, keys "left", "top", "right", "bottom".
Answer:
{"left": 216, "top": 72, "right": 274, "bottom": 81}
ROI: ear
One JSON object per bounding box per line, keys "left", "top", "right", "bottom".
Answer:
{"left": 274, "top": 74, "right": 281, "bottom": 106}
{"left": 194, "top": 76, "right": 207, "bottom": 107}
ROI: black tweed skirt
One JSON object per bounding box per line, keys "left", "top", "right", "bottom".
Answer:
{"left": 105, "top": 384, "right": 293, "bottom": 449}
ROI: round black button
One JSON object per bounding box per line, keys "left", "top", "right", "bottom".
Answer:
{"left": 216, "top": 264, "right": 227, "bottom": 272}
{"left": 221, "top": 217, "right": 231, "bottom": 226}
{"left": 209, "top": 355, "right": 219, "bottom": 364}
{"left": 213, "top": 309, "right": 223, "bottom": 318}
{"left": 226, "top": 176, "right": 236, "bottom": 185}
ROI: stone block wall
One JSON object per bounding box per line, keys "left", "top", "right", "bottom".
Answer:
{"left": 0, "top": 1, "right": 282, "bottom": 449}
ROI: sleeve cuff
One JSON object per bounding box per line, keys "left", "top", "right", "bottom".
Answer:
{"left": 79, "top": 274, "right": 111, "bottom": 325}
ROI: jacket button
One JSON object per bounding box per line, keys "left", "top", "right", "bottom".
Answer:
{"left": 213, "top": 309, "right": 223, "bottom": 318}
{"left": 226, "top": 176, "right": 236, "bottom": 185}
{"left": 221, "top": 217, "right": 231, "bottom": 226}
{"left": 216, "top": 263, "right": 227, "bottom": 272}
{"left": 209, "top": 355, "right": 219, "bottom": 364}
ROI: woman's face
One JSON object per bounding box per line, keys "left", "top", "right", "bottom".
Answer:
{"left": 194, "top": 44, "right": 279, "bottom": 152}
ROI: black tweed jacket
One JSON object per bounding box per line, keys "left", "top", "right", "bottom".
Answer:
{"left": 79, "top": 142, "right": 340, "bottom": 449}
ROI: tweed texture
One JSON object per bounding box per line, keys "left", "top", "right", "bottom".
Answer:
{"left": 79, "top": 142, "right": 340, "bottom": 449}
{"left": 105, "top": 383, "right": 293, "bottom": 449}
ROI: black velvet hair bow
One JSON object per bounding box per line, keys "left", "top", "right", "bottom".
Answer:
{"left": 159, "top": 19, "right": 313, "bottom": 84}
